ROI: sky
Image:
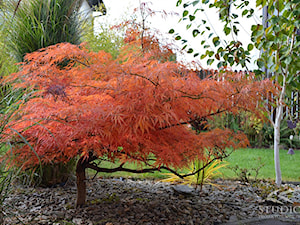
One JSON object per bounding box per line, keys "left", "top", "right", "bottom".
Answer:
{"left": 94, "top": 0, "right": 262, "bottom": 70}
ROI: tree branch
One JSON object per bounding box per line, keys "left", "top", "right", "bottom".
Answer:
{"left": 86, "top": 153, "right": 230, "bottom": 180}
{"left": 159, "top": 108, "right": 227, "bottom": 130}
{"left": 121, "top": 68, "right": 159, "bottom": 86}
{"left": 177, "top": 154, "right": 229, "bottom": 178}
{"left": 70, "top": 57, "right": 90, "bottom": 68}
{"left": 86, "top": 162, "right": 160, "bottom": 174}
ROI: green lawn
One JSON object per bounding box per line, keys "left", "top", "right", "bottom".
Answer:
{"left": 2, "top": 145, "right": 299, "bottom": 182}
{"left": 89, "top": 148, "right": 300, "bottom": 182}
{"left": 219, "top": 148, "right": 300, "bottom": 182}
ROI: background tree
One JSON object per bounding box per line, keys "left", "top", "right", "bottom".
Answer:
{"left": 83, "top": 20, "right": 125, "bottom": 59}
{"left": 172, "top": 0, "right": 300, "bottom": 186}
{"left": 4, "top": 23, "right": 276, "bottom": 206}
{"left": 85, "top": 25, "right": 124, "bottom": 58}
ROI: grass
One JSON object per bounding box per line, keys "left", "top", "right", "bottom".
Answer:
{"left": 218, "top": 148, "right": 300, "bottom": 182}
{"left": 88, "top": 148, "right": 300, "bottom": 182}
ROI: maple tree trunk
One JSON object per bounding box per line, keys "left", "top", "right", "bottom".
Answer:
{"left": 76, "top": 157, "right": 87, "bottom": 207}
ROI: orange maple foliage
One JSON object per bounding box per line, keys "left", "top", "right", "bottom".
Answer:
{"left": 4, "top": 25, "right": 277, "bottom": 205}
{"left": 6, "top": 41, "right": 275, "bottom": 167}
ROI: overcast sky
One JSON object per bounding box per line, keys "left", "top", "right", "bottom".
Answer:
{"left": 95, "top": 0, "right": 262, "bottom": 70}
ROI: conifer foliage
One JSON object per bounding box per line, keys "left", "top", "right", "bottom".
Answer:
{"left": 5, "top": 29, "right": 276, "bottom": 205}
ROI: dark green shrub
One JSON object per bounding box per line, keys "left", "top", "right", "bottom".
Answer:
{"left": 208, "top": 112, "right": 264, "bottom": 147}
{"left": 261, "top": 118, "right": 300, "bottom": 149}
{"left": 208, "top": 111, "right": 300, "bottom": 149}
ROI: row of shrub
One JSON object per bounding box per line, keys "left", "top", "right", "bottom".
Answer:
{"left": 208, "top": 112, "right": 300, "bottom": 149}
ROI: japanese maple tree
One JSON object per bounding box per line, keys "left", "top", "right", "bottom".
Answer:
{"left": 5, "top": 25, "right": 277, "bottom": 206}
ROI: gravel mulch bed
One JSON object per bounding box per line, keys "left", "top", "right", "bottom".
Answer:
{"left": 3, "top": 178, "right": 300, "bottom": 225}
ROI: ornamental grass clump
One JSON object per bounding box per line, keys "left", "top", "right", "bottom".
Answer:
{"left": 3, "top": 0, "right": 87, "bottom": 187}
{"left": 0, "top": 83, "right": 35, "bottom": 223}
{"left": 5, "top": 0, "right": 85, "bottom": 62}
{"left": 162, "top": 158, "right": 228, "bottom": 191}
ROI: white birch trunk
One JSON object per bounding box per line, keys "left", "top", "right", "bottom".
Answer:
{"left": 274, "top": 104, "right": 282, "bottom": 186}
{"left": 273, "top": 74, "right": 286, "bottom": 187}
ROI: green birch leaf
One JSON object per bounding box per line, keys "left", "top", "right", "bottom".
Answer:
{"left": 217, "top": 61, "right": 224, "bottom": 68}
{"left": 189, "top": 15, "right": 196, "bottom": 21}
{"left": 192, "top": 29, "right": 200, "bottom": 37}
{"left": 207, "top": 58, "right": 214, "bottom": 65}
{"left": 183, "top": 10, "right": 189, "bottom": 17}
{"left": 175, "top": 36, "right": 182, "bottom": 40}
{"left": 257, "top": 59, "right": 264, "bottom": 69}
{"left": 247, "top": 43, "right": 254, "bottom": 51}
{"left": 242, "top": 9, "right": 248, "bottom": 16}
{"left": 186, "top": 24, "right": 192, "bottom": 29}
{"left": 192, "top": 0, "right": 200, "bottom": 6}
{"left": 187, "top": 48, "right": 194, "bottom": 53}
{"left": 224, "top": 26, "right": 231, "bottom": 35}
{"left": 212, "top": 36, "right": 220, "bottom": 47}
